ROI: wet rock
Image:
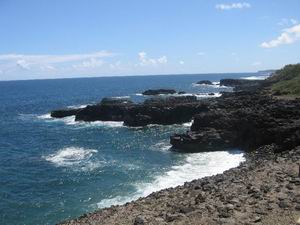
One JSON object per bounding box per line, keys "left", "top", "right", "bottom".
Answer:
{"left": 142, "top": 89, "right": 176, "bottom": 95}
{"left": 197, "top": 80, "right": 212, "bottom": 85}
{"left": 51, "top": 108, "right": 81, "bottom": 118}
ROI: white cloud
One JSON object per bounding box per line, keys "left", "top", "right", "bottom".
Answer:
{"left": 179, "top": 61, "right": 185, "bottom": 65}
{"left": 197, "top": 52, "right": 206, "bottom": 56}
{"left": 252, "top": 61, "right": 262, "bottom": 66}
{"left": 0, "top": 51, "right": 114, "bottom": 72}
{"left": 138, "top": 52, "right": 167, "bottom": 66}
{"left": 0, "top": 51, "right": 113, "bottom": 64}
{"left": 216, "top": 2, "right": 251, "bottom": 10}
{"left": 73, "top": 58, "right": 105, "bottom": 69}
{"left": 278, "top": 18, "right": 298, "bottom": 26}
{"left": 0, "top": 51, "right": 114, "bottom": 75}
{"left": 261, "top": 24, "right": 300, "bottom": 48}
{"left": 16, "top": 59, "right": 31, "bottom": 70}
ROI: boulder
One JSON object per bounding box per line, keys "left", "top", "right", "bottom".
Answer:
{"left": 219, "top": 79, "right": 264, "bottom": 92}
{"left": 142, "top": 89, "right": 176, "bottom": 95}
{"left": 51, "top": 109, "right": 82, "bottom": 118}
{"left": 196, "top": 80, "right": 212, "bottom": 85}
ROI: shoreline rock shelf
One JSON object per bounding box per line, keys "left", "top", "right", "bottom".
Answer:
{"left": 51, "top": 95, "right": 211, "bottom": 127}
{"left": 171, "top": 91, "right": 300, "bottom": 153}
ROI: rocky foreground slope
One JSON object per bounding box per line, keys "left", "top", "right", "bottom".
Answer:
{"left": 59, "top": 146, "right": 300, "bottom": 225}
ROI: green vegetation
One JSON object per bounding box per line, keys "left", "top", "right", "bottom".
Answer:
{"left": 268, "top": 63, "right": 300, "bottom": 96}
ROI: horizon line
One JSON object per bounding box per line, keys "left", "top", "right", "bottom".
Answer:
{"left": 0, "top": 69, "right": 276, "bottom": 82}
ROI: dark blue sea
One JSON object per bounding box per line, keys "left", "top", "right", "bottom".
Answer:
{"left": 0, "top": 73, "right": 263, "bottom": 225}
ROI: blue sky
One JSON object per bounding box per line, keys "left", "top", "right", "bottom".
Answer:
{"left": 0, "top": 0, "right": 300, "bottom": 80}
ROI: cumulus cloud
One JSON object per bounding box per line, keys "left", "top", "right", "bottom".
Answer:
{"left": 278, "top": 18, "right": 298, "bottom": 26}
{"left": 197, "top": 52, "right": 206, "bottom": 56}
{"left": 261, "top": 24, "right": 300, "bottom": 48}
{"left": 252, "top": 61, "right": 262, "bottom": 66}
{"left": 216, "top": 2, "right": 251, "bottom": 10}
{"left": 0, "top": 51, "right": 114, "bottom": 75}
{"left": 73, "top": 58, "right": 105, "bottom": 69}
{"left": 138, "top": 52, "right": 167, "bottom": 66}
{"left": 16, "top": 59, "right": 31, "bottom": 70}
{"left": 0, "top": 51, "right": 113, "bottom": 70}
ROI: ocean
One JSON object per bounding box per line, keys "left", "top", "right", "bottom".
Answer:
{"left": 0, "top": 73, "right": 260, "bottom": 225}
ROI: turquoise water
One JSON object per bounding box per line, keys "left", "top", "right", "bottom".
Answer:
{"left": 0, "top": 74, "right": 250, "bottom": 225}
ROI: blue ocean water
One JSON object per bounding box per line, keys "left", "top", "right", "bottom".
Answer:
{"left": 0, "top": 73, "right": 253, "bottom": 225}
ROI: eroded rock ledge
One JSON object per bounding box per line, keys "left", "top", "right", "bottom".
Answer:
{"left": 51, "top": 96, "right": 210, "bottom": 127}
{"left": 171, "top": 91, "right": 300, "bottom": 153}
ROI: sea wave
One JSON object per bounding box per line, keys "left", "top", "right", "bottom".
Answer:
{"left": 152, "top": 141, "right": 172, "bottom": 151}
{"left": 182, "top": 120, "right": 193, "bottom": 127}
{"left": 67, "top": 104, "right": 88, "bottom": 109}
{"left": 192, "top": 82, "right": 229, "bottom": 88}
{"left": 241, "top": 75, "right": 269, "bottom": 80}
{"left": 37, "top": 114, "right": 124, "bottom": 128}
{"left": 43, "top": 147, "right": 98, "bottom": 168}
{"left": 96, "top": 150, "right": 245, "bottom": 208}
{"left": 111, "top": 96, "right": 130, "bottom": 99}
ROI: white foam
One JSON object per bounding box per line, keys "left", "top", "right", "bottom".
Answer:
{"left": 38, "top": 113, "right": 124, "bottom": 128}
{"left": 152, "top": 141, "right": 172, "bottom": 152}
{"left": 111, "top": 96, "right": 130, "bottom": 99}
{"left": 135, "top": 93, "right": 143, "bottom": 96}
{"left": 67, "top": 104, "right": 88, "bottom": 109}
{"left": 192, "top": 83, "right": 229, "bottom": 88}
{"left": 82, "top": 121, "right": 124, "bottom": 128}
{"left": 37, "top": 113, "right": 52, "bottom": 119}
{"left": 96, "top": 151, "right": 245, "bottom": 208}
{"left": 182, "top": 120, "right": 193, "bottom": 127}
{"left": 241, "top": 75, "right": 269, "bottom": 80}
{"left": 43, "top": 147, "right": 98, "bottom": 167}
{"left": 194, "top": 93, "right": 222, "bottom": 98}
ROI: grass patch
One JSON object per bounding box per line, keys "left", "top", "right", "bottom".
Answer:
{"left": 267, "top": 64, "right": 300, "bottom": 96}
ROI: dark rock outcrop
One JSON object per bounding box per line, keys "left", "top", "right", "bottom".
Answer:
{"left": 50, "top": 109, "right": 81, "bottom": 118}
{"left": 75, "top": 98, "right": 134, "bottom": 122}
{"left": 51, "top": 95, "right": 210, "bottom": 127}
{"left": 142, "top": 89, "right": 176, "bottom": 95}
{"left": 171, "top": 91, "right": 300, "bottom": 152}
{"left": 220, "top": 79, "right": 264, "bottom": 92}
{"left": 197, "top": 80, "right": 212, "bottom": 85}
{"left": 124, "top": 96, "right": 209, "bottom": 127}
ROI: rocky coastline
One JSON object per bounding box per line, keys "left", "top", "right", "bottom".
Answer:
{"left": 56, "top": 64, "right": 300, "bottom": 225}
{"left": 59, "top": 145, "right": 300, "bottom": 225}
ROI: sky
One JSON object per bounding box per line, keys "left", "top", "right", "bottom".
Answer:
{"left": 0, "top": 0, "right": 300, "bottom": 80}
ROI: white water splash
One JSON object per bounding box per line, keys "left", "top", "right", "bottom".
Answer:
{"left": 241, "top": 75, "right": 269, "bottom": 80}
{"left": 43, "top": 147, "right": 98, "bottom": 167}
{"left": 38, "top": 114, "right": 124, "bottom": 128}
{"left": 67, "top": 104, "right": 88, "bottom": 109}
{"left": 192, "top": 82, "right": 230, "bottom": 88}
{"left": 96, "top": 150, "right": 245, "bottom": 208}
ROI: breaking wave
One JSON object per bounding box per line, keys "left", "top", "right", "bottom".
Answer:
{"left": 43, "top": 147, "right": 99, "bottom": 170}
{"left": 96, "top": 150, "right": 245, "bottom": 208}
{"left": 241, "top": 75, "right": 269, "bottom": 80}
{"left": 37, "top": 114, "right": 124, "bottom": 128}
